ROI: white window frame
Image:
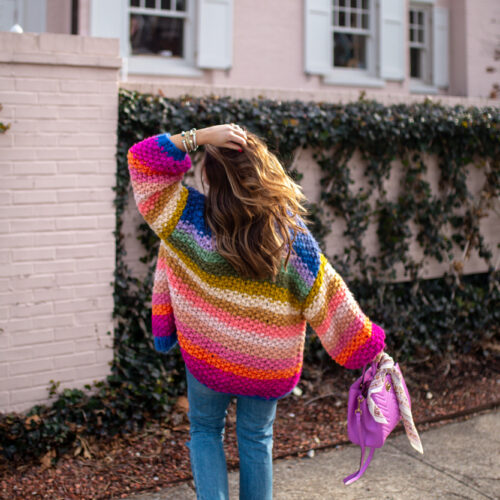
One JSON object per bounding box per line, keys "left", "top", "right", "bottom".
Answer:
{"left": 323, "top": 0, "right": 384, "bottom": 88}
{"left": 125, "top": 0, "right": 202, "bottom": 77}
{"left": 409, "top": 1, "right": 435, "bottom": 93}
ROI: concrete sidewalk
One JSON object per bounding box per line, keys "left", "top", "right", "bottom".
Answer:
{"left": 121, "top": 409, "right": 499, "bottom": 500}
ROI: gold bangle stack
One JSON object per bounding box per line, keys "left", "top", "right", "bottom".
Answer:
{"left": 181, "top": 128, "right": 198, "bottom": 152}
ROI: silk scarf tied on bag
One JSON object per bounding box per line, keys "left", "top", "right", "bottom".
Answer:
{"left": 344, "top": 352, "right": 423, "bottom": 485}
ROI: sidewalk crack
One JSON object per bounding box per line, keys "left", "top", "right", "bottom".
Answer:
{"left": 387, "top": 443, "right": 495, "bottom": 500}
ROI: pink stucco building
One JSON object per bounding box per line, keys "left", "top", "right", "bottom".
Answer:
{"left": 1, "top": 0, "right": 499, "bottom": 98}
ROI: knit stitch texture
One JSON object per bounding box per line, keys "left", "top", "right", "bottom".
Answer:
{"left": 127, "top": 133, "right": 385, "bottom": 400}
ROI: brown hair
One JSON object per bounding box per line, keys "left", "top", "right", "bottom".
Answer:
{"left": 202, "top": 131, "right": 310, "bottom": 281}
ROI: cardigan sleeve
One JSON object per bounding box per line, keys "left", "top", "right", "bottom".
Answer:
{"left": 302, "top": 252, "right": 385, "bottom": 369}
{"left": 151, "top": 242, "right": 178, "bottom": 353}
{"left": 127, "top": 132, "right": 192, "bottom": 241}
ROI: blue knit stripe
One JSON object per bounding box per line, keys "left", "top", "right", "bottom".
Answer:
{"left": 154, "top": 334, "right": 178, "bottom": 353}
{"left": 156, "top": 133, "right": 187, "bottom": 162}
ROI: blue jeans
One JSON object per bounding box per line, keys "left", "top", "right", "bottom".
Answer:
{"left": 185, "top": 366, "right": 278, "bottom": 500}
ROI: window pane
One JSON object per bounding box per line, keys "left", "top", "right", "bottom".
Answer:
{"left": 339, "top": 0, "right": 346, "bottom": 7}
{"left": 409, "top": 10, "right": 414, "bottom": 24}
{"left": 410, "top": 28, "right": 415, "bottom": 42}
{"left": 418, "top": 28, "right": 424, "bottom": 43}
{"left": 418, "top": 11, "right": 424, "bottom": 25}
{"left": 351, "top": 11, "right": 357, "bottom": 27}
{"left": 350, "top": 0, "right": 357, "bottom": 8}
{"left": 339, "top": 10, "right": 346, "bottom": 26}
{"left": 145, "top": 0, "right": 155, "bottom": 8}
{"left": 130, "top": 0, "right": 140, "bottom": 7}
{"left": 333, "top": 32, "right": 367, "bottom": 69}
{"left": 161, "top": 0, "right": 170, "bottom": 9}
{"left": 362, "top": 0, "right": 368, "bottom": 10}
{"left": 410, "top": 47, "right": 421, "bottom": 78}
{"left": 130, "top": 14, "right": 184, "bottom": 57}
{"left": 176, "top": 0, "right": 186, "bottom": 10}
{"left": 362, "top": 13, "right": 368, "bottom": 29}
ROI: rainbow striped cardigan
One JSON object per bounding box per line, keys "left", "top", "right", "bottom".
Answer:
{"left": 127, "top": 133, "right": 385, "bottom": 400}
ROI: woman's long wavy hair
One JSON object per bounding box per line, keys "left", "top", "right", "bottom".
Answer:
{"left": 201, "top": 130, "right": 310, "bottom": 282}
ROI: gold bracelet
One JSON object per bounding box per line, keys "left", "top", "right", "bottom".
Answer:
{"left": 181, "top": 130, "right": 193, "bottom": 152}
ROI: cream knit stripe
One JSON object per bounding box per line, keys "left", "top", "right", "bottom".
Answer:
{"left": 161, "top": 242, "right": 302, "bottom": 317}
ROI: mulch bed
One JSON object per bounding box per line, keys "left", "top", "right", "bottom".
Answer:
{"left": 1, "top": 355, "right": 499, "bottom": 500}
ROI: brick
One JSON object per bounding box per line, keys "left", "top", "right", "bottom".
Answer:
{"left": 33, "top": 314, "right": 74, "bottom": 330}
{"left": 0, "top": 233, "right": 34, "bottom": 248}
{"left": 97, "top": 296, "right": 114, "bottom": 310}
{"left": 0, "top": 291, "right": 33, "bottom": 306}
{"left": 0, "top": 90, "right": 38, "bottom": 104}
{"left": 36, "top": 147, "right": 78, "bottom": 161}
{"left": 56, "top": 271, "right": 99, "bottom": 286}
{"left": 36, "top": 341, "right": 75, "bottom": 358}
{"left": 58, "top": 134, "right": 101, "bottom": 147}
{"left": 54, "top": 325, "right": 93, "bottom": 341}
{"left": 33, "top": 368, "right": 76, "bottom": 387}
{"left": 0, "top": 77, "right": 15, "bottom": 91}
{"left": 13, "top": 161, "right": 58, "bottom": 175}
{"left": 16, "top": 78, "right": 60, "bottom": 92}
{"left": 75, "top": 257, "right": 114, "bottom": 271}
{"left": 10, "top": 274, "right": 57, "bottom": 290}
{"left": 55, "top": 244, "right": 100, "bottom": 259}
{"left": 12, "top": 218, "right": 56, "bottom": 233}
{"left": 56, "top": 216, "right": 98, "bottom": 230}
{"left": 13, "top": 190, "right": 57, "bottom": 204}
{"left": 57, "top": 160, "right": 100, "bottom": 174}
{"left": 74, "top": 283, "right": 113, "bottom": 298}
{"left": 72, "top": 120, "right": 116, "bottom": 133}
{"left": 39, "top": 33, "right": 83, "bottom": 53}
{"left": 1, "top": 148, "right": 37, "bottom": 161}
{"left": 78, "top": 146, "right": 116, "bottom": 160}
{"left": 16, "top": 105, "right": 59, "bottom": 119}
{"left": 38, "top": 92, "right": 76, "bottom": 105}
{"left": 100, "top": 106, "right": 118, "bottom": 121}
{"left": 14, "top": 134, "right": 58, "bottom": 147}
{"left": 54, "top": 351, "right": 96, "bottom": 369}
{"left": 100, "top": 82, "right": 118, "bottom": 94}
{"left": 0, "top": 205, "right": 35, "bottom": 218}
{"left": 32, "top": 204, "right": 77, "bottom": 217}
{"left": 75, "top": 310, "right": 113, "bottom": 325}
{"left": 11, "top": 302, "right": 53, "bottom": 318}
{"left": 54, "top": 298, "right": 98, "bottom": 314}
{"left": 0, "top": 132, "right": 13, "bottom": 146}
{"left": 78, "top": 93, "right": 116, "bottom": 105}
{"left": 59, "top": 107, "right": 101, "bottom": 120}
{"left": 0, "top": 250, "right": 9, "bottom": 264}
{"left": 60, "top": 80, "right": 101, "bottom": 93}
{"left": 10, "top": 357, "right": 54, "bottom": 376}
{"left": 0, "top": 191, "right": 12, "bottom": 205}
{"left": 11, "top": 329, "right": 54, "bottom": 346}
{"left": 0, "top": 392, "right": 9, "bottom": 407}
{"left": 82, "top": 37, "right": 119, "bottom": 56}
{"left": 33, "top": 175, "right": 78, "bottom": 189}
{"left": 33, "top": 260, "right": 75, "bottom": 274}
{"left": 32, "top": 287, "right": 74, "bottom": 302}
{"left": 97, "top": 214, "right": 115, "bottom": 228}
{"left": 76, "top": 174, "right": 116, "bottom": 188}
{"left": 57, "top": 189, "right": 111, "bottom": 202}
{"left": 1, "top": 177, "right": 34, "bottom": 189}
{"left": 8, "top": 317, "right": 33, "bottom": 333}
{"left": 77, "top": 202, "right": 114, "bottom": 215}
{"left": 0, "top": 346, "right": 32, "bottom": 362}
{"left": 34, "top": 231, "right": 76, "bottom": 246}
{"left": 12, "top": 247, "right": 56, "bottom": 262}
{"left": 0, "top": 374, "right": 32, "bottom": 391}
{"left": 0, "top": 262, "right": 33, "bottom": 278}
{"left": 76, "top": 364, "right": 112, "bottom": 381}
{"left": 0, "top": 306, "right": 9, "bottom": 320}
{"left": 10, "top": 386, "right": 51, "bottom": 405}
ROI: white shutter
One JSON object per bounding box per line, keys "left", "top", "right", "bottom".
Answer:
{"left": 197, "top": 0, "right": 233, "bottom": 69}
{"left": 90, "top": 0, "right": 124, "bottom": 39}
{"left": 304, "top": 0, "right": 331, "bottom": 75}
{"left": 433, "top": 6, "right": 449, "bottom": 88}
{"left": 379, "top": 0, "right": 405, "bottom": 80}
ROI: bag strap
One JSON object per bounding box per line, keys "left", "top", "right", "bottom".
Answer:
{"left": 343, "top": 406, "right": 375, "bottom": 485}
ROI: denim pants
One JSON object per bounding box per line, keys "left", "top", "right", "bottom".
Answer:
{"left": 185, "top": 366, "right": 278, "bottom": 500}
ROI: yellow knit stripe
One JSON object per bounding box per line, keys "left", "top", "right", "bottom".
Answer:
{"left": 156, "top": 185, "right": 189, "bottom": 241}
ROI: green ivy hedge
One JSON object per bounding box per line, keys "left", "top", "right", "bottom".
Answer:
{"left": 1, "top": 90, "right": 499, "bottom": 464}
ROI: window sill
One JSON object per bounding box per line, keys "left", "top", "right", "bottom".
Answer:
{"left": 322, "top": 72, "right": 385, "bottom": 88}
{"left": 125, "top": 55, "right": 204, "bottom": 78}
{"left": 410, "top": 81, "right": 438, "bottom": 94}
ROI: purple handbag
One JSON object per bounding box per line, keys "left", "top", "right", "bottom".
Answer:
{"left": 344, "top": 355, "right": 421, "bottom": 485}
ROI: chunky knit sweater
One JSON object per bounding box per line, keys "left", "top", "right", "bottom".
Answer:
{"left": 127, "top": 133, "right": 385, "bottom": 400}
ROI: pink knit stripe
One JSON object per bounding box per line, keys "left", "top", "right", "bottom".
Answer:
{"left": 181, "top": 348, "right": 301, "bottom": 399}
{"left": 152, "top": 314, "right": 176, "bottom": 337}
{"left": 177, "top": 320, "right": 300, "bottom": 371}
{"left": 152, "top": 292, "right": 171, "bottom": 305}
{"left": 169, "top": 275, "right": 301, "bottom": 339}
{"left": 129, "top": 139, "right": 191, "bottom": 174}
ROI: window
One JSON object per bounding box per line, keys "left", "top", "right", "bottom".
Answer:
{"left": 409, "top": 5, "right": 431, "bottom": 84}
{"left": 129, "top": 0, "right": 187, "bottom": 59}
{"left": 332, "top": 0, "right": 371, "bottom": 70}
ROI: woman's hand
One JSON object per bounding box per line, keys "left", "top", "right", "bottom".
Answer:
{"left": 198, "top": 123, "right": 248, "bottom": 151}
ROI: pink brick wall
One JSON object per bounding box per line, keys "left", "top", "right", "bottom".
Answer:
{"left": 0, "top": 32, "right": 120, "bottom": 413}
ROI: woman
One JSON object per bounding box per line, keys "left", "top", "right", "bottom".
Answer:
{"left": 127, "top": 123, "right": 386, "bottom": 500}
